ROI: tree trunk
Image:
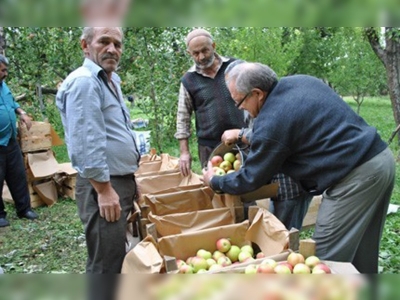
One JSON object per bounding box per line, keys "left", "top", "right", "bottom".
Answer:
{"left": 365, "top": 27, "right": 400, "bottom": 151}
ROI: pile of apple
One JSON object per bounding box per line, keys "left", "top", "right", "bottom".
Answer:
{"left": 176, "top": 237, "right": 262, "bottom": 274}
{"left": 210, "top": 152, "right": 242, "bottom": 175}
{"left": 244, "top": 252, "right": 332, "bottom": 274}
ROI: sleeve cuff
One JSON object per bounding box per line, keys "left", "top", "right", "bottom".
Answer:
{"left": 210, "top": 176, "right": 224, "bottom": 194}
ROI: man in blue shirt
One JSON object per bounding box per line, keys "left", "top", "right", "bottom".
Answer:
{"left": 56, "top": 28, "right": 140, "bottom": 276}
{"left": 0, "top": 54, "right": 38, "bottom": 227}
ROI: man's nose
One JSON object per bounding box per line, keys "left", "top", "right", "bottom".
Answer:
{"left": 106, "top": 43, "right": 117, "bottom": 53}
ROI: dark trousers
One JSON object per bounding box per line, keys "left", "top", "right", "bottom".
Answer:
{"left": 0, "top": 138, "right": 31, "bottom": 218}
{"left": 76, "top": 174, "right": 137, "bottom": 274}
{"left": 270, "top": 193, "right": 313, "bottom": 230}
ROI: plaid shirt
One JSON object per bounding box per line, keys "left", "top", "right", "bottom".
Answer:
{"left": 271, "top": 173, "right": 306, "bottom": 201}
{"left": 174, "top": 54, "right": 230, "bottom": 140}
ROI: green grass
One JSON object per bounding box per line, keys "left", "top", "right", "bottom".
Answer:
{"left": 1, "top": 96, "right": 399, "bottom": 274}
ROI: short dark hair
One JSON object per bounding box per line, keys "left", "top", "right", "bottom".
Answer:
{"left": 0, "top": 54, "right": 9, "bottom": 66}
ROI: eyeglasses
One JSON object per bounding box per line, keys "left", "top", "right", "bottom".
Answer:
{"left": 235, "top": 91, "right": 252, "bottom": 108}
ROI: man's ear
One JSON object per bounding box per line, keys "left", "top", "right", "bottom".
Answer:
{"left": 81, "top": 39, "right": 89, "bottom": 55}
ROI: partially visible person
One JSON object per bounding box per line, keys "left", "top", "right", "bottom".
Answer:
{"left": 204, "top": 62, "right": 395, "bottom": 274}
{"left": 0, "top": 54, "right": 38, "bottom": 227}
{"left": 175, "top": 28, "right": 246, "bottom": 175}
{"left": 56, "top": 27, "right": 140, "bottom": 277}
{"left": 222, "top": 125, "right": 313, "bottom": 231}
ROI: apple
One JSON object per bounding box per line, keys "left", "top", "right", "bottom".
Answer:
{"left": 210, "top": 155, "right": 223, "bottom": 167}
{"left": 227, "top": 170, "right": 235, "bottom": 174}
{"left": 292, "top": 263, "right": 311, "bottom": 274}
{"left": 243, "top": 257, "right": 255, "bottom": 263}
{"left": 186, "top": 256, "right": 194, "bottom": 265}
{"left": 313, "top": 263, "right": 331, "bottom": 274}
{"left": 196, "top": 269, "right": 208, "bottom": 274}
{"left": 226, "top": 245, "right": 241, "bottom": 262}
{"left": 238, "top": 250, "right": 253, "bottom": 263}
{"left": 208, "top": 264, "right": 223, "bottom": 272}
{"left": 212, "top": 250, "right": 225, "bottom": 261}
{"left": 196, "top": 249, "right": 212, "bottom": 260}
{"left": 305, "top": 255, "right": 321, "bottom": 269}
{"left": 274, "top": 264, "right": 292, "bottom": 274}
{"left": 312, "top": 268, "right": 327, "bottom": 274}
{"left": 233, "top": 160, "right": 241, "bottom": 171}
{"left": 219, "top": 160, "right": 232, "bottom": 172}
{"left": 287, "top": 252, "right": 305, "bottom": 267}
{"left": 191, "top": 256, "right": 209, "bottom": 273}
{"left": 244, "top": 264, "right": 258, "bottom": 274}
{"left": 213, "top": 167, "right": 226, "bottom": 176}
{"left": 235, "top": 153, "right": 241, "bottom": 161}
{"left": 256, "top": 252, "right": 265, "bottom": 259}
{"left": 240, "top": 245, "right": 254, "bottom": 257}
{"left": 277, "top": 261, "right": 293, "bottom": 272}
{"left": 206, "top": 258, "right": 217, "bottom": 268}
{"left": 261, "top": 258, "right": 277, "bottom": 269}
{"left": 223, "top": 152, "right": 236, "bottom": 163}
{"left": 216, "top": 238, "right": 231, "bottom": 253}
{"left": 217, "top": 256, "right": 232, "bottom": 267}
{"left": 179, "top": 264, "right": 194, "bottom": 274}
{"left": 176, "top": 259, "right": 186, "bottom": 269}
{"left": 257, "top": 263, "right": 275, "bottom": 274}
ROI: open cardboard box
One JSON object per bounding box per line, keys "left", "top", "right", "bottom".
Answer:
{"left": 206, "top": 250, "right": 360, "bottom": 274}
{"left": 122, "top": 208, "right": 290, "bottom": 273}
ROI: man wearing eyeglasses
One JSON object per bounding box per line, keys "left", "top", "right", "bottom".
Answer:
{"left": 174, "top": 28, "right": 246, "bottom": 175}
{"left": 203, "top": 62, "right": 395, "bottom": 274}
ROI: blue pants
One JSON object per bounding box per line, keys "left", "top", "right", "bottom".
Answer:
{"left": 0, "top": 138, "right": 31, "bottom": 218}
{"left": 270, "top": 193, "right": 313, "bottom": 230}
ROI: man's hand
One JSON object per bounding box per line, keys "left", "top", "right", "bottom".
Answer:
{"left": 20, "top": 114, "right": 32, "bottom": 131}
{"left": 202, "top": 161, "right": 215, "bottom": 187}
{"left": 90, "top": 180, "right": 121, "bottom": 222}
{"left": 221, "top": 129, "right": 240, "bottom": 145}
{"left": 179, "top": 152, "right": 192, "bottom": 177}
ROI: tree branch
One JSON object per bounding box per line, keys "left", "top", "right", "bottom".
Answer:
{"left": 364, "top": 27, "right": 387, "bottom": 66}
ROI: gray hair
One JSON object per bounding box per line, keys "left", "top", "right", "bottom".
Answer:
{"left": 0, "top": 54, "right": 9, "bottom": 66}
{"left": 80, "top": 27, "right": 123, "bottom": 44}
{"left": 226, "top": 62, "right": 278, "bottom": 94}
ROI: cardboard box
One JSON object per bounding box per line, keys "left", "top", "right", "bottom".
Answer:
{"left": 208, "top": 250, "right": 360, "bottom": 274}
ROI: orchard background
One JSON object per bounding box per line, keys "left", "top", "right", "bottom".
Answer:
{"left": 0, "top": 27, "right": 399, "bottom": 274}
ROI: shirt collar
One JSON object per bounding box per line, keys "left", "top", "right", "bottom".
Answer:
{"left": 82, "top": 58, "right": 120, "bottom": 84}
{"left": 188, "top": 53, "right": 229, "bottom": 74}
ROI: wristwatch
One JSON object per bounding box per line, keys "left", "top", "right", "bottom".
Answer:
{"left": 238, "top": 128, "right": 245, "bottom": 143}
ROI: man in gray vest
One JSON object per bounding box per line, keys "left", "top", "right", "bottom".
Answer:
{"left": 175, "top": 28, "right": 246, "bottom": 175}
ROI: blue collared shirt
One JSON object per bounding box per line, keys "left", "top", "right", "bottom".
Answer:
{"left": 0, "top": 82, "right": 20, "bottom": 146}
{"left": 56, "top": 59, "right": 140, "bottom": 182}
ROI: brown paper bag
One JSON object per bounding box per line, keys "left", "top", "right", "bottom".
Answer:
{"left": 32, "top": 180, "right": 58, "bottom": 206}
{"left": 143, "top": 185, "right": 214, "bottom": 216}
{"left": 136, "top": 171, "right": 202, "bottom": 196}
{"left": 121, "top": 237, "right": 163, "bottom": 274}
{"left": 147, "top": 207, "right": 235, "bottom": 237}
{"left": 28, "top": 150, "right": 59, "bottom": 179}
{"left": 159, "top": 153, "right": 179, "bottom": 171}
{"left": 158, "top": 221, "right": 250, "bottom": 261}
{"left": 245, "top": 208, "right": 289, "bottom": 257}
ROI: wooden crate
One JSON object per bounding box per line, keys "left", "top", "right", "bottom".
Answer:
{"left": 18, "top": 121, "right": 52, "bottom": 153}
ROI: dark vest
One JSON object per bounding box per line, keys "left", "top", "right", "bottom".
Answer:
{"left": 181, "top": 58, "right": 246, "bottom": 148}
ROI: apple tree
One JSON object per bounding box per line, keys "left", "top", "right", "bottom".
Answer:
{"left": 329, "top": 27, "right": 386, "bottom": 114}
{"left": 365, "top": 27, "right": 400, "bottom": 150}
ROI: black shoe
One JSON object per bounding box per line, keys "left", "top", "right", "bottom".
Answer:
{"left": 0, "top": 217, "right": 10, "bottom": 227}
{"left": 18, "top": 210, "right": 38, "bottom": 220}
